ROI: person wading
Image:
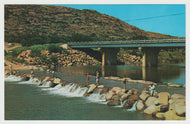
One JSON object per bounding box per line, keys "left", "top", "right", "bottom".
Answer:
{"left": 122, "top": 75, "right": 127, "bottom": 91}
{"left": 9, "top": 64, "right": 12, "bottom": 75}
{"left": 96, "top": 71, "right": 100, "bottom": 86}
{"left": 86, "top": 72, "right": 89, "bottom": 85}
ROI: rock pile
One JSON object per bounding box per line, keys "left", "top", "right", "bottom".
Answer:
{"left": 17, "top": 48, "right": 101, "bottom": 66}
{"left": 136, "top": 91, "right": 186, "bottom": 120}
{"left": 118, "top": 53, "right": 142, "bottom": 66}
{"left": 104, "top": 86, "right": 186, "bottom": 120}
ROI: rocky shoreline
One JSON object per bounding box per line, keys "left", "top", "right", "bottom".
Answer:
{"left": 5, "top": 70, "right": 186, "bottom": 120}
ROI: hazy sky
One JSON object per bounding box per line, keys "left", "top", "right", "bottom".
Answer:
{"left": 55, "top": 4, "right": 185, "bottom": 37}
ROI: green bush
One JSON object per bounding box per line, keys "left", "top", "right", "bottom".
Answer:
{"left": 30, "top": 45, "right": 48, "bottom": 57}
{"left": 47, "top": 44, "right": 63, "bottom": 53}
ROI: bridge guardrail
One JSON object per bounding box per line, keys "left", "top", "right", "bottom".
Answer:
{"left": 68, "top": 39, "right": 185, "bottom": 46}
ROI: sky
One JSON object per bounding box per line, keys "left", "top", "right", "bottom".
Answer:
{"left": 55, "top": 4, "right": 185, "bottom": 37}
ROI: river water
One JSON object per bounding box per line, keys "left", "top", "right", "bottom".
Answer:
{"left": 4, "top": 63, "right": 185, "bottom": 120}
{"left": 5, "top": 78, "right": 153, "bottom": 120}
{"left": 57, "top": 63, "right": 185, "bottom": 85}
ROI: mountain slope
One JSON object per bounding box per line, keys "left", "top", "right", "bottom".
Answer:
{"left": 5, "top": 5, "right": 178, "bottom": 43}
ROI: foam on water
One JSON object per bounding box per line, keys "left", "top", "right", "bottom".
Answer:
{"left": 18, "top": 78, "right": 40, "bottom": 85}
{"left": 39, "top": 81, "right": 51, "bottom": 88}
{"left": 4, "top": 75, "right": 22, "bottom": 82}
{"left": 86, "top": 88, "right": 107, "bottom": 104}
{"left": 47, "top": 83, "right": 88, "bottom": 97}
{"left": 125, "top": 101, "right": 137, "bottom": 112}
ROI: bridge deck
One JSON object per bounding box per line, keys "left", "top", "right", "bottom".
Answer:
{"left": 68, "top": 39, "right": 185, "bottom": 48}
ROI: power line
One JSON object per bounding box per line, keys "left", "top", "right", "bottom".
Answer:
{"left": 124, "top": 12, "right": 185, "bottom": 22}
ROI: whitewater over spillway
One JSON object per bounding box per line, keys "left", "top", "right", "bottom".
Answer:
{"left": 5, "top": 75, "right": 136, "bottom": 111}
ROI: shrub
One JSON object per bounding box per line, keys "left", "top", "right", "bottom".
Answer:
{"left": 47, "top": 44, "right": 63, "bottom": 54}
{"left": 30, "top": 45, "right": 48, "bottom": 57}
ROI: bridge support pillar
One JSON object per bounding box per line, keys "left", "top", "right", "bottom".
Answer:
{"left": 142, "top": 47, "right": 160, "bottom": 67}
{"left": 102, "top": 48, "right": 118, "bottom": 66}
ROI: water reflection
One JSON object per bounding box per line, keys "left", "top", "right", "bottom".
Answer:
{"left": 56, "top": 64, "right": 185, "bottom": 85}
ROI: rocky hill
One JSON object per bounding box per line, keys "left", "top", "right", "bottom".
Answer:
{"left": 5, "top": 5, "right": 178, "bottom": 43}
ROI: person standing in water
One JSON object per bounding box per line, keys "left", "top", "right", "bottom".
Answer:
{"left": 96, "top": 71, "right": 100, "bottom": 86}
{"left": 86, "top": 72, "right": 89, "bottom": 85}
{"left": 9, "top": 64, "right": 12, "bottom": 75}
{"left": 30, "top": 68, "right": 34, "bottom": 78}
{"left": 122, "top": 75, "right": 127, "bottom": 91}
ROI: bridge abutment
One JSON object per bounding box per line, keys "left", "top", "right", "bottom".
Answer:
{"left": 142, "top": 47, "right": 160, "bottom": 67}
{"left": 101, "top": 48, "right": 119, "bottom": 66}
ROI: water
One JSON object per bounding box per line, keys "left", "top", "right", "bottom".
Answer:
{"left": 57, "top": 63, "right": 185, "bottom": 85}
{"left": 5, "top": 76, "right": 153, "bottom": 120}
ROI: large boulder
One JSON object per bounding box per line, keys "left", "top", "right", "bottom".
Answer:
{"left": 139, "top": 92, "right": 150, "bottom": 101}
{"left": 164, "top": 110, "right": 185, "bottom": 120}
{"left": 171, "top": 93, "right": 185, "bottom": 99}
{"left": 123, "top": 94, "right": 138, "bottom": 109}
{"left": 97, "top": 85, "right": 104, "bottom": 89}
{"left": 175, "top": 103, "right": 186, "bottom": 116}
{"left": 136, "top": 100, "right": 145, "bottom": 111}
{"left": 100, "top": 87, "right": 109, "bottom": 94}
{"left": 121, "top": 93, "right": 131, "bottom": 102}
{"left": 110, "top": 87, "right": 122, "bottom": 93}
{"left": 129, "top": 88, "right": 138, "bottom": 95}
{"left": 156, "top": 112, "right": 165, "bottom": 119}
{"left": 107, "top": 95, "right": 121, "bottom": 106}
{"left": 87, "top": 84, "right": 96, "bottom": 93}
{"left": 43, "top": 76, "right": 51, "bottom": 82}
{"left": 53, "top": 78, "right": 61, "bottom": 84}
{"left": 145, "top": 97, "right": 158, "bottom": 107}
{"left": 169, "top": 98, "right": 185, "bottom": 111}
{"left": 117, "top": 90, "right": 126, "bottom": 97}
{"left": 49, "top": 81, "right": 57, "bottom": 88}
{"left": 157, "top": 105, "right": 169, "bottom": 112}
{"left": 143, "top": 105, "right": 158, "bottom": 115}
{"left": 157, "top": 92, "right": 170, "bottom": 105}
{"left": 105, "top": 91, "right": 115, "bottom": 101}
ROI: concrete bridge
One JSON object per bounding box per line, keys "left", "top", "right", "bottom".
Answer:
{"left": 68, "top": 39, "right": 185, "bottom": 67}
